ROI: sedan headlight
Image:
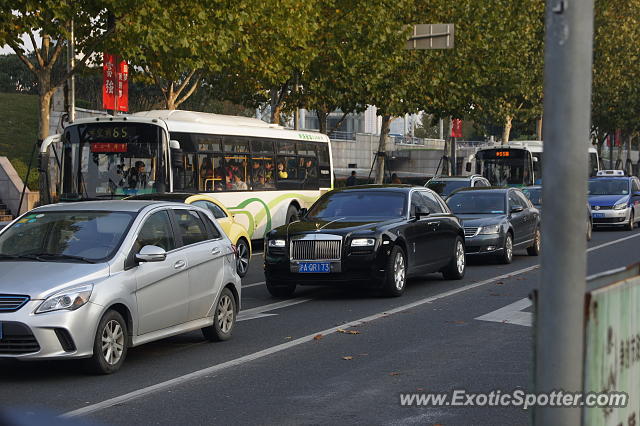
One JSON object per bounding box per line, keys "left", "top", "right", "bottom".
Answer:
{"left": 351, "top": 238, "right": 376, "bottom": 247}
{"left": 613, "top": 202, "right": 628, "bottom": 210}
{"left": 479, "top": 225, "right": 501, "bottom": 235}
{"left": 268, "top": 239, "right": 286, "bottom": 248}
{"left": 36, "top": 284, "right": 93, "bottom": 314}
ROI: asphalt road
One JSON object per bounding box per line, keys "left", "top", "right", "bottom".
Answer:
{"left": 1, "top": 228, "right": 640, "bottom": 425}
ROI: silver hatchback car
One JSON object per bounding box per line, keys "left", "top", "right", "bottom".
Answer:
{"left": 0, "top": 201, "right": 241, "bottom": 373}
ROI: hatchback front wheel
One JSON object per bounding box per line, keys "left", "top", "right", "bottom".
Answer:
{"left": 86, "top": 310, "right": 128, "bottom": 374}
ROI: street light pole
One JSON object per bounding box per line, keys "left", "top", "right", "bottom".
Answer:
{"left": 535, "top": 1, "right": 594, "bottom": 425}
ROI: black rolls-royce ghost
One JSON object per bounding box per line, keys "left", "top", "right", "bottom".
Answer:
{"left": 264, "top": 185, "right": 466, "bottom": 298}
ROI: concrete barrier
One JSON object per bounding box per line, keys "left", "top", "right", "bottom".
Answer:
{"left": 0, "top": 156, "right": 39, "bottom": 216}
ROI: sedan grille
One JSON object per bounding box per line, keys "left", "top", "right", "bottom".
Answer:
{"left": 291, "top": 240, "right": 342, "bottom": 260}
{"left": 0, "top": 322, "right": 40, "bottom": 354}
{"left": 0, "top": 295, "right": 30, "bottom": 313}
{"left": 464, "top": 227, "right": 479, "bottom": 238}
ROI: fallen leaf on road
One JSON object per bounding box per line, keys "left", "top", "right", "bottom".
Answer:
{"left": 496, "top": 281, "right": 504, "bottom": 285}
{"left": 342, "top": 356, "right": 353, "bottom": 360}
{"left": 337, "top": 329, "right": 361, "bottom": 335}
{"left": 446, "top": 320, "right": 465, "bottom": 324}
{"left": 389, "top": 372, "right": 400, "bottom": 376}
{"left": 313, "top": 334, "right": 323, "bottom": 340}
{"left": 284, "top": 336, "right": 292, "bottom": 340}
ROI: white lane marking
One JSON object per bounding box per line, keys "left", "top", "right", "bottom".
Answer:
{"left": 475, "top": 298, "right": 533, "bottom": 327}
{"left": 237, "top": 298, "right": 311, "bottom": 322}
{"left": 239, "top": 234, "right": 639, "bottom": 291}
{"left": 586, "top": 231, "right": 640, "bottom": 252}
{"left": 473, "top": 232, "right": 640, "bottom": 328}
{"left": 61, "top": 264, "right": 539, "bottom": 419}
{"left": 60, "top": 232, "right": 640, "bottom": 419}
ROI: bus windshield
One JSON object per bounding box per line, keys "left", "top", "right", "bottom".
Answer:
{"left": 475, "top": 149, "right": 533, "bottom": 186}
{"left": 61, "top": 123, "right": 167, "bottom": 200}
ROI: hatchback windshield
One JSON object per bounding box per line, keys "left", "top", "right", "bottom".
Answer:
{"left": 588, "top": 179, "right": 630, "bottom": 196}
{"left": 426, "top": 180, "right": 470, "bottom": 197}
{"left": 446, "top": 192, "right": 506, "bottom": 214}
{"left": 0, "top": 211, "right": 136, "bottom": 262}
{"left": 307, "top": 191, "right": 407, "bottom": 220}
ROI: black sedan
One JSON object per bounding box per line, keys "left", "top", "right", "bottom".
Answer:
{"left": 264, "top": 185, "right": 466, "bottom": 298}
{"left": 446, "top": 187, "right": 541, "bottom": 264}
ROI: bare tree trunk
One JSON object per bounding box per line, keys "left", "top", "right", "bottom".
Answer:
{"left": 536, "top": 116, "right": 543, "bottom": 140}
{"left": 374, "top": 115, "right": 391, "bottom": 184}
{"left": 316, "top": 110, "right": 328, "bottom": 134}
{"left": 269, "top": 81, "right": 290, "bottom": 125}
{"left": 502, "top": 115, "right": 512, "bottom": 145}
{"left": 328, "top": 111, "right": 349, "bottom": 135}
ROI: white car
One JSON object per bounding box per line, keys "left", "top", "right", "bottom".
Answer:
{"left": 0, "top": 201, "right": 241, "bottom": 374}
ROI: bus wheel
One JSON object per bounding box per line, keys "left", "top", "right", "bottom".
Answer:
{"left": 286, "top": 205, "right": 299, "bottom": 224}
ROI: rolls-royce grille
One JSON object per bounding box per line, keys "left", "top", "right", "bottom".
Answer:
{"left": 292, "top": 240, "right": 342, "bottom": 260}
{"left": 0, "top": 295, "right": 30, "bottom": 312}
{"left": 464, "top": 227, "right": 479, "bottom": 238}
{"left": 0, "top": 322, "right": 40, "bottom": 354}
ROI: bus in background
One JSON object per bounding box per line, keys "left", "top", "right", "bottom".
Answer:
{"left": 466, "top": 140, "right": 600, "bottom": 186}
{"left": 39, "top": 110, "right": 333, "bottom": 239}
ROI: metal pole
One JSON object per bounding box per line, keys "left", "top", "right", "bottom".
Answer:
{"left": 67, "top": 19, "right": 75, "bottom": 122}
{"left": 535, "top": 0, "right": 594, "bottom": 425}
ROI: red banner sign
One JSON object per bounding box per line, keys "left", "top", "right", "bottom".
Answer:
{"left": 451, "top": 118, "right": 463, "bottom": 138}
{"left": 102, "top": 53, "right": 129, "bottom": 112}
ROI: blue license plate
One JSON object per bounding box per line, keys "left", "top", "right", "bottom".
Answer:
{"left": 298, "top": 262, "right": 331, "bottom": 273}
{"left": 593, "top": 213, "right": 604, "bottom": 218}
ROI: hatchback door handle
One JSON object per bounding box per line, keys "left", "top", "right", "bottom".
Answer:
{"left": 174, "top": 260, "right": 186, "bottom": 269}
{"left": 211, "top": 247, "right": 221, "bottom": 256}
{"left": 427, "top": 221, "right": 439, "bottom": 227}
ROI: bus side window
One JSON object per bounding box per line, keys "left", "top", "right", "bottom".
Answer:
{"left": 316, "top": 142, "right": 331, "bottom": 188}
{"left": 170, "top": 132, "right": 197, "bottom": 192}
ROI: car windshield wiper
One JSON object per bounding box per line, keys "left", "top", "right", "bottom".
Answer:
{"left": 0, "top": 253, "right": 46, "bottom": 261}
{"left": 23, "top": 253, "right": 97, "bottom": 264}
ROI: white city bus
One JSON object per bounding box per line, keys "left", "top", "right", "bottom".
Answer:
{"left": 467, "top": 140, "right": 600, "bottom": 186}
{"left": 40, "top": 110, "right": 333, "bottom": 239}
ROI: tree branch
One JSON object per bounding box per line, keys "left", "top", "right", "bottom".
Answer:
{"left": 28, "top": 30, "right": 45, "bottom": 68}
{"left": 175, "top": 79, "right": 200, "bottom": 108}
{"left": 328, "top": 111, "right": 350, "bottom": 135}
{"left": 8, "top": 41, "right": 37, "bottom": 74}
{"left": 174, "top": 69, "right": 197, "bottom": 99}
{"left": 53, "top": 25, "right": 117, "bottom": 88}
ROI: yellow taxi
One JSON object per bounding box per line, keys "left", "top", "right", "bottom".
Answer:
{"left": 125, "top": 193, "right": 252, "bottom": 277}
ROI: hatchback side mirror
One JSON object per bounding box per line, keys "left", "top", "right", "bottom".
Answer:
{"left": 136, "top": 245, "right": 167, "bottom": 262}
{"left": 510, "top": 205, "right": 524, "bottom": 213}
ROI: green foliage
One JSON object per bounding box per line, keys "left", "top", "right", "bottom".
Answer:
{"left": 0, "top": 92, "right": 39, "bottom": 189}
{"left": 592, "top": 0, "right": 640, "bottom": 139}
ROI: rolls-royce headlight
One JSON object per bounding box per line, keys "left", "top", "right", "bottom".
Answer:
{"left": 479, "top": 225, "right": 501, "bottom": 235}
{"left": 268, "top": 239, "right": 286, "bottom": 248}
{"left": 351, "top": 238, "right": 375, "bottom": 247}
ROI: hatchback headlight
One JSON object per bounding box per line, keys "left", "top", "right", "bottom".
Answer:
{"left": 479, "top": 225, "right": 501, "bottom": 234}
{"left": 351, "top": 238, "right": 375, "bottom": 247}
{"left": 268, "top": 239, "right": 286, "bottom": 248}
{"left": 36, "top": 284, "right": 93, "bottom": 314}
{"left": 613, "top": 202, "right": 627, "bottom": 210}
